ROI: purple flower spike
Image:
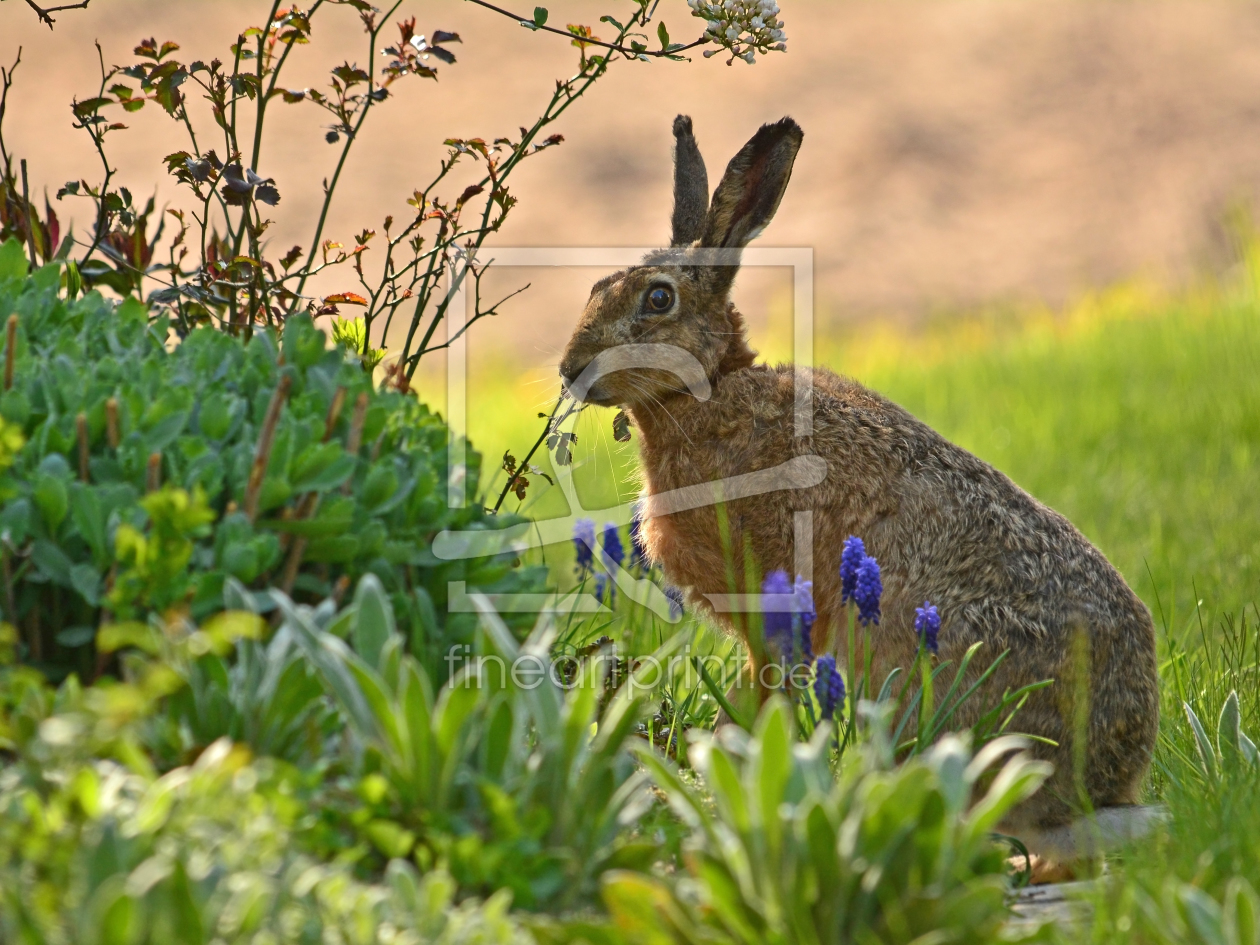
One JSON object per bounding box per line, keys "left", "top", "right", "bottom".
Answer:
{"left": 915, "top": 601, "right": 940, "bottom": 655}
{"left": 601, "top": 522, "right": 624, "bottom": 572}
{"left": 854, "top": 555, "right": 882, "bottom": 626}
{"left": 761, "top": 569, "right": 794, "bottom": 660}
{"left": 794, "top": 575, "right": 815, "bottom": 661}
{"left": 814, "top": 654, "right": 845, "bottom": 719}
{"left": 840, "top": 536, "right": 865, "bottom": 604}
{"left": 573, "top": 518, "right": 595, "bottom": 577}
{"left": 665, "top": 585, "right": 685, "bottom": 620}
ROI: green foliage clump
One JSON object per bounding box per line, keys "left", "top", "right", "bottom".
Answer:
{"left": 0, "top": 735, "right": 532, "bottom": 945}
{"left": 0, "top": 575, "right": 663, "bottom": 926}
{"left": 0, "top": 244, "right": 545, "bottom": 678}
{"left": 607, "top": 699, "right": 1053, "bottom": 945}
{"left": 253, "top": 582, "right": 660, "bottom": 911}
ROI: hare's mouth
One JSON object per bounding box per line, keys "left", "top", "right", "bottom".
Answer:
{"left": 561, "top": 376, "right": 618, "bottom": 408}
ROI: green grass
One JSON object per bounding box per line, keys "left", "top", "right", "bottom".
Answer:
{"left": 849, "top": 281, "right": 1260, "bottom": 624}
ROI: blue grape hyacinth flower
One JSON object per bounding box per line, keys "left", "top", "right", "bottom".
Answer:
{"left": 915, "top": 601, "right": 940, "bottom": 654}
{"left": 854, "top": 555, "right": 883, "bottom": 626}
{"left": 814, "top": 654, "right": 845, "bottom": 720}
{"left": 840, "top": 536, "right": 865, "bottom": 604}
{"left": 601, "top": 522, "right": 624, "bottom": 572}
{"left": 761, "top": 569, "right": 794, "bottom": 660}
{"left": 573, "top": 518, "right": 595, "bottom": 577}
{"left": 665, "top": 585, "right": 685, "bottom": 620}
{"left": 794, "top": 575, "right": 816, "bottom": 661}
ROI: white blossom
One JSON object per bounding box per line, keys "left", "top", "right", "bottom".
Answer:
{"left": 689, "top": 0, "right": 789, "bottom": 63}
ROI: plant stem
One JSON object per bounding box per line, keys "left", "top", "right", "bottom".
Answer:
{"left": 694, "top": 655, "right": 748, "bottom": 731}
{"left": 341, "top": 391, "right": 369, "bottom": 494}
{"left": 493, "top": 394, "right": 570, "bottom": 513}
{"left": 4, "top": 314, "right": 17, "bottom": 391}
{"left": 290, "top": 2, "right": 402, "bottom": 309}
{"left": 463, "top": 0, "right": 708, "bottom": 57}
{"left": 146, "top": 451, "right": 162, "bottom": 492}
{"left": 244, "top": 374, "right": 292, "bottom": 520}
{"left": 20, "top": 159, "right": 38, "bottom": 268}
{"left": 76, "top": 413, "right": 90, "bottom": 482}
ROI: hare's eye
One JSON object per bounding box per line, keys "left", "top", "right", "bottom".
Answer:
{"left": 644, "top": 285, "right": 674, "bottom": 313}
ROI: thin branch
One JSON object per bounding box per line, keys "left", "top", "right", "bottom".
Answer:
{"left": 72, "top": 43, "right": 118, "bottom": 269}
{"left": 0, "top": 49, "right": 22, "bottom": 173}
{"left": 415, "top": 267, "right": 530, "bottom": 357}
{"left": 402, "top": 1, "right": 667, "bottom": 377}
{"left": 463, "top": 0, "right": 708, "bottom": 58}
{"left": 290, "top": 1, "right": 404, "bottom": 308}
{"left": 22, "top": 0, "right": 91, "bottom": 29}
{"left": 493, "top": 394, "right": 577, "bottom": 513}
{"left": 19, "top": 159, "right": 37, "bottom": 269}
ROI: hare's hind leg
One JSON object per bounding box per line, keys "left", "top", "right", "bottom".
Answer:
{"left": 1012, "top": 805, "right": 1168, "bottom": 884}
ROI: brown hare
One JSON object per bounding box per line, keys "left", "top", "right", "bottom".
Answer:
{"left": 558, "top": 115, "right": 1160, "bottom": 866}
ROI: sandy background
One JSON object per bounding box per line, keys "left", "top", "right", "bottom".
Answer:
{"left": 6, "top": 0, "right": 1260, "bottom": 367}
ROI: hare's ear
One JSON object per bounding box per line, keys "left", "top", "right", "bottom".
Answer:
{"left": 671, "top": 115, "right": 709, "bottom": 247}
{"left": 701, "top": 117, "right": 802, "bottom": 250}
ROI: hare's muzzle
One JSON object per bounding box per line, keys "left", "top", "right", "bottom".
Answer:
{"left": 559, "top": 370, "right": 600, "bottom": 406}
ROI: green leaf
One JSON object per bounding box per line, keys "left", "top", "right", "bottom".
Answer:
{"left": 365, "top": 819, "right": 416, "bottom": 858}
{"left": 1223, "top": 877, "right": 1260, "bottom": 945}
{"left": 353, "top": 573, "right": 396, "bottom": 670}
{"left": 1, "top": 389, "right": 31, "bottom": 426}
{"left": 70, "top": 486, "right": 108, "bottom": 565}
{"left": 257, "top": 476, "right": 292, "bottom": 513}
{"left": 70, "top": 562, "right": 102, "bottom": 605}
{"left": 117, "top": 296, "right": 148, "bottom": 325}
{"left": 600, "top": 871, "right": 678, "bottom": 945}
{"left": 31, "top": 539, "right": 73, "bottom": 586}
{"left": 751, "top": 697, "right": 793, "bottom": 834}
{"left": 362, "top": 464, "right": 399, "bottom": 510}
{"left": 144, "top": 410, "right": 190, "bottom": 451}
{"left": 434, "top": 675, "right": 482, "bottom": 758}
{"left": 533, "top": 6, "right": 549, "bottom": 26}
{"left": 98, "top": 621, "right": 161, "bottom": 654}
{"left": 657, "top": 21, "right": 670, "bottom": 47}
{"left": 94, "top": 879, "right": 139, "bottom": 945}
{"left": 291, "top": 445, "right": 355, "bottom": 492}
{"left": 0, "top": 239, "right": 27, "bottom": 280}
{"left": 1186, "top": 701, "right": 1219, "bottom": 782}
{"left": 1218, "top": 690, "right": 1242, "bottom": 763}
{"left": 279, "top": 596, "right": 379, "bottom": 736}
{"left": 198, "top": 393, "right": 232, "bottom": 439}
{"left": 166, "top": 861, "right": 206, "bottom": 944}
{"left": 400, "top": 661, "right": 436, "bottom": 797}
{"left": 56, "top": 625, "right": 96, "bottom": 647}
{"left": 35, "top": 476, "right": 70, "bottom": 530}
{"left": 483, "top": 697, "right": 513, "bottom": 781}
{"left": 1179, "top": 883, "right": 1228, "bottom": 945}
{"left": 0, "top": 497, "right": 31, "bottom": 544}
{"left": 304, "top": 534, "right": 359, "bottom": 562}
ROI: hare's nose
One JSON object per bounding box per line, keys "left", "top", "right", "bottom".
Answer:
{"left": 559, "top": 362, "right": 589, "bottom": 393}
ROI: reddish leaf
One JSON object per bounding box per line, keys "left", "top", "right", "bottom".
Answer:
{"left": 323, "top": 292, "right": 368, "bottom": 305}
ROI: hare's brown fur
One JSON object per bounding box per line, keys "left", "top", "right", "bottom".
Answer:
{"left": 559, "top": 115, "right": 1159, "bottom": 835}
